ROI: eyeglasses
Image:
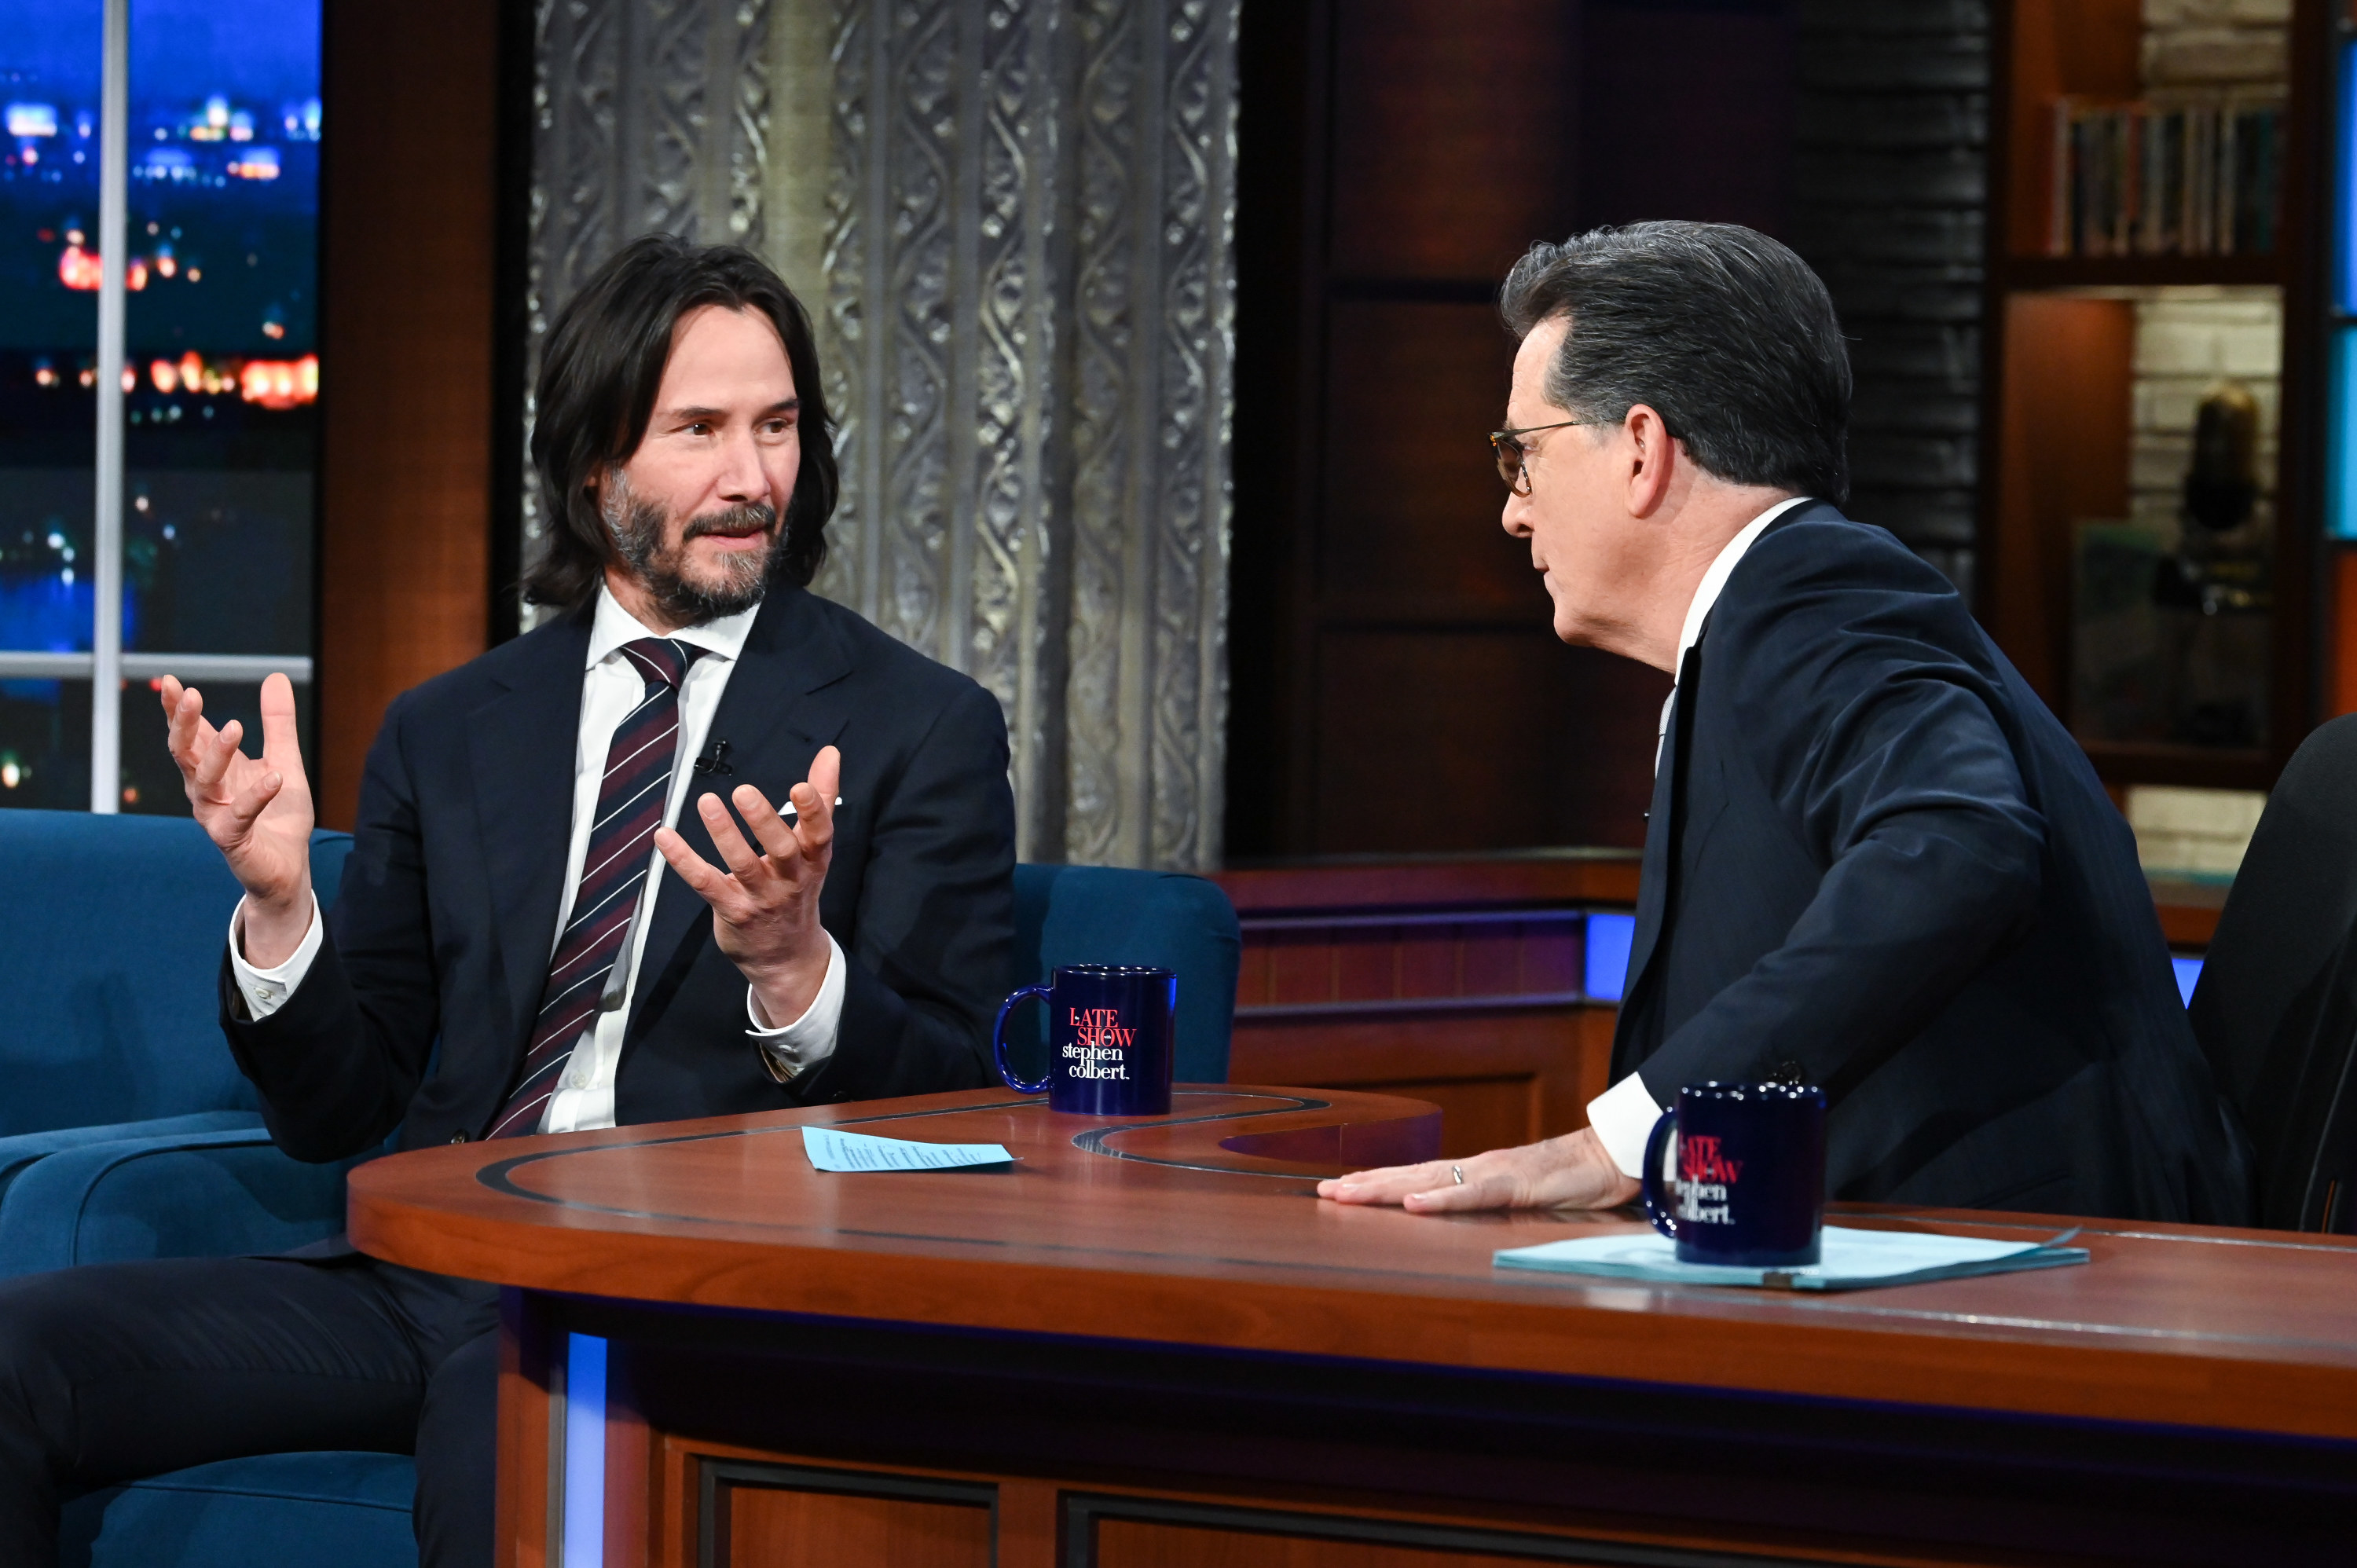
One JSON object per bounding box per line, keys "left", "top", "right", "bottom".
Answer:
{"left": 1489, "top": 418, "right": 1611, "bottom": 496}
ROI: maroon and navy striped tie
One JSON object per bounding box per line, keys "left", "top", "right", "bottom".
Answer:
{"left": 487, "top": 636, "right": 706, "bottom": 1138}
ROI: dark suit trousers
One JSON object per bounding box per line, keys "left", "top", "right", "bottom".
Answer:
{"left": 0, "top": 1255, "right": 499, "bottom": 1567}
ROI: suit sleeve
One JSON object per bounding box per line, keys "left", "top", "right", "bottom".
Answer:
{"left": 1635, "top": 534, "right": 2049, "bottom": 1104}
{"left": 216, "top": 692, "right": 441, "bottom": 1161}
{"left": 798, "top": 679, "right": 1015, "bottom": 1101}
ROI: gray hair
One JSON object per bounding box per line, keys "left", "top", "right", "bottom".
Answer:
{"left": 1499, "top": 222, "right": 1851, "bottom": 506}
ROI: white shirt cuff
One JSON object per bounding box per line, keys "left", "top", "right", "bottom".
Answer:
{"left": 1586, "top": 1070, "right": 1669, "bottom": 1181}
{"left": 746, "top": 932, "right": 845, "bottom": 1082}
{"left": 228, "top": 891, "right": 323, "bottom": 1020}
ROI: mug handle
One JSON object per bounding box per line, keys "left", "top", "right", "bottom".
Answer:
{"left": 1639, "top": 1108, "right": 1681, "bottom": 1241}
{"left": 992, "top": 984, "right": 1054, "bottom": 1094}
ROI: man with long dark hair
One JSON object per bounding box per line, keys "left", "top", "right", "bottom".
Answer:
{"left": 0, "top": 236, "right": 1015, "bottom": 1566}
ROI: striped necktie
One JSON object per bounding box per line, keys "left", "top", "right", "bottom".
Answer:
{"left": 487, "top": 636, "right": 706, "bottom": 1138}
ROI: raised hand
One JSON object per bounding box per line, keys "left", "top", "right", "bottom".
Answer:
{"left": 655, "top": 745, "right": 839, "bottom": 1028}
{"left": 1315, "top": 1126, "right": 1640, "bottom": 1214}
{"left": 160, "top": 671, "right": 316, "bottom": 965}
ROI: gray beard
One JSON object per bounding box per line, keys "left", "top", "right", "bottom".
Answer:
{"left": 603, "top": 481, "right": 779, "bottom": 625}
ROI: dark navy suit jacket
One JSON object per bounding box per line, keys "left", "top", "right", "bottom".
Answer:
{"left": 1614, "top": 502, "right": 2251, "bottom": 1223}
{"left": 218, "top": 585, "right": 1016, "bottom": 1163}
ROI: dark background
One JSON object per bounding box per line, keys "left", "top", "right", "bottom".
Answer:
{"left": 1222, "top": 0, "right": 1989, "bottom": 861}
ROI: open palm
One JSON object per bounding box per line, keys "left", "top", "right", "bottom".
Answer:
{"left": 160, "top": 671, "right": 315, "bottom": 910}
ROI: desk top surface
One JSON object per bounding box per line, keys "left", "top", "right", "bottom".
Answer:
{"left": 348, "top": 1087, "right": 2357, "bottom": 1444}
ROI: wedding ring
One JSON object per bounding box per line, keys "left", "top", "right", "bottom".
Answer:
{"left": 1451, "top": 1164, "right": 1464, "bottom": 1185}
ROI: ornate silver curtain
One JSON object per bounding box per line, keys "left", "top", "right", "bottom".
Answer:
{"left": 526, "top": 0, "right": 1237, "bottom": 870}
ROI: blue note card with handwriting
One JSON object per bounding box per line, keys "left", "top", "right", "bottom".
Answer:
{"left": 1494, "top": 1225, "right": 2089, "bottom": 1292}
{"left": 801, "top": 1126, "right": 1016, "bottom": 1173}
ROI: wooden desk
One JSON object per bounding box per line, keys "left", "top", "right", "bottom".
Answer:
{"left": 350, "top": 1088, "right": 2357, "bottom": 1568}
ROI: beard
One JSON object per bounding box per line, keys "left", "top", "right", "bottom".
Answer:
{"left": 602, "top": 474, "right": 782, "bottom": 625}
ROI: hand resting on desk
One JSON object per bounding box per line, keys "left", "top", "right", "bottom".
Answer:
{"left": 1317, "top": 1125, "right": 1640, "bottom": 1214}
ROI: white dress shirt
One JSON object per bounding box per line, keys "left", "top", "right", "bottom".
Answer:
{"left": 1588, "top": 495, "right": 1812, "bottom": 1179}
{"left": 229, "top": 582, "right": 845, "bottom": 1134}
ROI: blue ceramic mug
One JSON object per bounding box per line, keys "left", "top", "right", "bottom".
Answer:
{"left": 1640, "top": 1082, "right": 1827, "bottom": 1267}
{"left": 992, "top": 965, "right": 1176, "bottom": 1116}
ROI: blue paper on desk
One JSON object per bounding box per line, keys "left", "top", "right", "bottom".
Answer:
{"left": 800, "top": 1126, "right": 1016, "bottom": 1173}
{"left": 1494, "top": 1225, "right": 2089, "bottom": 1292}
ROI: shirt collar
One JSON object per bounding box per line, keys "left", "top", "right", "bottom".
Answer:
{"left": 1670, "top": 494, "right": 1811, "bottom": 684}
{"left": 585, "top": 580, "right": 762, "bottom": 671}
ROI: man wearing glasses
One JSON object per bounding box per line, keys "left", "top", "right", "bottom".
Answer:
{"left": 1320, "top": 221, "right": 2251, "bottom": 1225}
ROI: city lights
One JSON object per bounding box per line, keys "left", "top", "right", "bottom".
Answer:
{"left": 56, "top": 244, "right": 99, "bottom": 289}
{"left": 59, "top": 244, "right": 158, "bottom": 291}
{"left": 4, "top": 11, "right": 323, "bottom": 817}
{"left": 238, "top": 355, "right": 318, "bottom": 409}
{"left": 27, "top": 349, "right": 316, "bottom": 409}
{"left": 188, "top": 95, "right": 233, "bottom": 142}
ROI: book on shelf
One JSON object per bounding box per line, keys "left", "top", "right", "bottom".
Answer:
{"left": 2046, "top": 93, "right": 2283, "bottom": 260}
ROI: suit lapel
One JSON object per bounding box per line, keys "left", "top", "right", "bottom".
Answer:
{"left": 1612, "top": 640, "right": 1702, "bottom": 1076}
{"left": 625, "top": 587, "right": 857, "bottom": 1043}
{"left": 467, "top": 606, "right": 596, "bottom": 1053}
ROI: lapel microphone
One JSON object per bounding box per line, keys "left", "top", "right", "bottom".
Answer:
{"left": 693, "top": 736, "right": 733, "bottom": 775}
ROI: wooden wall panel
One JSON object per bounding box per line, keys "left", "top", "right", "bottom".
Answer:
{"left": 720, "top": 1486, "right": 991, "bottom": 1568}
{"left": 2334, "top": 548, "right": 2357, "bottom": 716}
{"left": 1989, "top": 293, "right": 2134, "bottom": 711}
{"left": 316, "top": 0, "right": 498, "bottom": 830}
{"left": 1229, "top": 2, "right": 1797, "bottom": 860}
{"left": 1318, "top": 302, "right": 1525, "bottom": 612}
{"left": 1098, "top": 1519, "right": 1546, "bottom": 1568}
{"left": 1327, "top": 0, "right": 1578, "bottom": 281}
{"left": 1309, "top": 628, "right": 1663, "bottom": 853}
{"left": 1576, "top": 2, "right": 1798, "bottom": 236}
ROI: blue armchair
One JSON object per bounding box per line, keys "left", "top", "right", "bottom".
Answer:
{"left": 8, "top": 821, "right": 1237, "bottom": 1566}
{"left": 0, "top": 809, "right": 354, "bottom": 1236}
{"left": 1011, "top": 862, "right": 1241, "bottom": 1083}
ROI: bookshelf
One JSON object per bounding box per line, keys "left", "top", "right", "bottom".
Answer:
{"left": 1979, "top": 0, "right": 2329, "bottom": 792}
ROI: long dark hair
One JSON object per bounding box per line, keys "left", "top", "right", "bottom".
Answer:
{"left": 523, "top": 236, "right": 839, "bottom": 610}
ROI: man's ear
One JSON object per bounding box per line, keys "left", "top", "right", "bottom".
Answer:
{"left": 1623, "top": 404, "right": 1677, "bottom": 518}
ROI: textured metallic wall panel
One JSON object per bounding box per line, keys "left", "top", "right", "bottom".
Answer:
{"left": 527, "top": 0, "right": 1233, "bottom": 870}
{"left": 523, "top": 0, "right": 773, "bottom": 609}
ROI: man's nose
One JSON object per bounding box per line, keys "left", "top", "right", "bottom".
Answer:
{"left": 1501, "top": 494, "right": 1530, "bottom": 537}
{"left": 715, "top": 431, "right": 769, "bottom": 503}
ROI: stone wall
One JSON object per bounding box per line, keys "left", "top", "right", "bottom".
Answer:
{"left": 1789, "top": 0, "right": 1991, "bottom": 594}
{"left": 2131, "top": 291, "right": 2282, "bottom": 540}
{"left": 2142, "top": 0, "right": 2290, "bottom": 90}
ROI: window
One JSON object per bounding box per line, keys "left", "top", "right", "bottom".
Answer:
{"left": 0, "top": 0, "right": 320, "bottom": 812}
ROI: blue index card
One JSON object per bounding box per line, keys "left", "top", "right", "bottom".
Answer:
{"left": 1494, "top": 1225, "right": 2089, "bottom": 1293}
{"left": 801, "top": 1125, "right": 1015, "bottom": 1173}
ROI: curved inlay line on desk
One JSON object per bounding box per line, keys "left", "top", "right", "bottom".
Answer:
{"left": 472, "top": 1090, "right": 1354, "bottom": 1223}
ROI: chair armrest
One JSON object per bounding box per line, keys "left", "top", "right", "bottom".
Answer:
{"left": 0, "top": 1111, "right": 264, "bottom": 1208}
{"left": 0, "top": 1126, "right": 361, "bottom": 1279}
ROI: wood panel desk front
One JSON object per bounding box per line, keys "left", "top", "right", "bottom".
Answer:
{"left": 349, "top": 1088, "right": 2357, "bottom": 1568}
